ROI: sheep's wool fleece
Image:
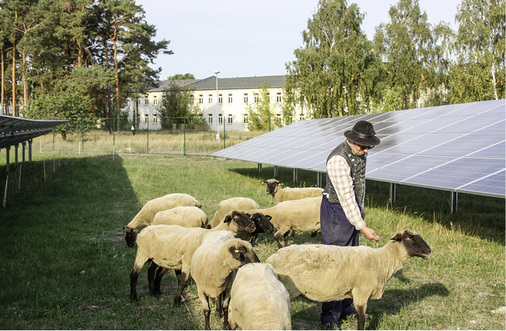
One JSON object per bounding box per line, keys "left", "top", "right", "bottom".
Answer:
{"left": 229, "top": 263, "right": 291, "bottom": 330}
{"left": 266, "top": 244, "right": 391, "bottom": 302}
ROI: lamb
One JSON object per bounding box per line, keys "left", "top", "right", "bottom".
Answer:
{"left": 124, "top": 193, "right": 203, "bottom": 247}
{"left": 248, "top": 196, "right": 322, "bottom": 248}
{"left": 208, "top": 197, "right": 260, "bottom": 229}
{"left": 152, "top": 206, "right": 208, "bottom": 228}
{"left": 261, "top": 178, "right": 323, "bottom": 204}
{"left": 191, "top": 231, "right": 260, "bottom": 330}
{"left": 129, "top": 211, "right": 256, "bottom": 304}
{"left": 228, "top": 263, "right": 292, "bottom": 330}
{"left": 265, "top": 230, "right": 432, "bottom": 330}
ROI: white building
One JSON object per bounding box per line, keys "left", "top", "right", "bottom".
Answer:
{"left": 126, "top": 75, "right": 304, "bottom": 131}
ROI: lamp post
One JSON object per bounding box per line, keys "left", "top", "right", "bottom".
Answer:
{"left": 215, "top": 70, "right": 220, "bottom": 141}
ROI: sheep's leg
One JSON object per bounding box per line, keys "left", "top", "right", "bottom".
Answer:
{"left": 283, "top": 230, "right": 290, "bottom": 247}
{"left": 197, "top": 289, "right": 211, "bottom": 330}
{"left": 130, "top": 266, "right": 142, "bottom": 301}
{"left": 221, "top": 291, "right": 232, "bottom": 330}
{"left": 273, "top": 230, "right": 284, "bottom": 248}
{"left": 356, "top": 304, "right": 367, "bottom": 330}
{"left": 174, "top": 270, "right": 189, "bottom": 305}
{"left": 147, "top": 261, "right": 159, "bottom": 296}
{"left": 130, "top": 255, "right": 147, "bottom": 301}
{"left": 153, "top": 267, "right": 169, "bottom": 295}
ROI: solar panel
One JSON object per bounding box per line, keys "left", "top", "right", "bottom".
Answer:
{"left": 213, "top": 100, "right": 506, "bottom": 198}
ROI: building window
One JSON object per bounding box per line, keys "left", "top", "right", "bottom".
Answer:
{"left": 218, "top": 94, "right": 223, "bottom": 104}
{"left": 208, "top": 94, "right": 213, "bottom": 104}
{"left": 199, "top": 94, "right": 204, "bottom": 104}
{"left": 228, "top": 93, "right": 233, "bottom": 104}
{"left": 266, "top": 93, "right": 270, "bottom": 103}
{"left": 276, "top": 92, "right": 282, "bottom": 103}
{"left": 208, "top": 113, "right": 213, "bottom": 124}
{"left": 144, "top": 114, "right": 148, "bottom": 123}
{"left": 243, "top": 93, "right": 249, "bottom": 104}
{"left": 227, "top": 114, "right": 233, "bottom": 124}
{"left": 218, "top": 114, "right": 223, "bottom": 124}
{"left": 254, "top": 93, "right": 259, "bottom": 103}
{"left": 243, "top": 114, "right": 248, "bottom": 124}
{"left": 190, "top": 95, "right": 194, "bottom": 104}
{"left": 276, "top": 113, "right": 281, "bottom": 121}
{"left": 299, "top": 112, "right": 304, "bottom": 121}
{"left": 153, "top": 114, "right": 158, "bottom": 124}
{"left": 153, "top": 96, "right": 158, "bottom": 105}
{"left": 144, "top": 96, "right": 149, "bottom": 105}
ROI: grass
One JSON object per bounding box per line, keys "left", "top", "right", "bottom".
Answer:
{"left": 0, "top": 152, "right": 504, "bottom": 330}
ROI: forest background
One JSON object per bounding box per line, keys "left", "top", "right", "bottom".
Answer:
{"left": 0, "top": 0, "right": 504, "bottom": 137}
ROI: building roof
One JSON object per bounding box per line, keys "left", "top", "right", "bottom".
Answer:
{"left": 148, "top": 75, "right": 286, "bottom": 93}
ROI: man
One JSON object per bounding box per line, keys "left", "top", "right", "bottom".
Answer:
{"left": 320, "top": 120, "right": 381, "bottom": 330}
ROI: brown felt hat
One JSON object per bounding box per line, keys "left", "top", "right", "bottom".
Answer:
{"left": 344, "top": 120, "right": 381, "bottom": 146}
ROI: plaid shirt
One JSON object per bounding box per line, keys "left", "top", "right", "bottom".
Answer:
{"left": 327, "top": 150, "right": 367, "bottom": 230}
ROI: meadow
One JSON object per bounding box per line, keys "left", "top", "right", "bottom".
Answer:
{"left": 0, "top": 133, "right": 504, "bottom": 330}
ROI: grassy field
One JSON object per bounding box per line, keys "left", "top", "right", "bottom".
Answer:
{"left": 0, "top": 153, "right": 504, "bottom": 330}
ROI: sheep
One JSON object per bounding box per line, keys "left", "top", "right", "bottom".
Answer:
{"left": 265, "top": 230, "right": 432, "bottom": 330}
{"left": 236, "top": 212, "right": 274, "bottom": 245}
{"left": 228, "top": 263, "right": 292, "bottom": 330}
{"left": 261, "top": 178, "right": 323, "bottom": 204}
{"left": 129, "top": 211, "right": 256, "bottom": 304}
{"left": 191, "top": 231, "right": 260, "bottom": 330}
{"left": 152, "top": 206, "right": 208, "bottom": 228}
{"left": 248, "top": 196, "right": 322, "bottom": 248}
{"left": 124, "top": 193, "right": 202, "bottom": 247}
{"left": 208, "top": 197, "right": 260, "bottom": 229}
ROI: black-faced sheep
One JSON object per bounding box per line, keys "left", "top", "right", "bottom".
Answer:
{"left": 228, "top": 263, "right": 292, "bottom": 330}
{"left": 124, "top": 193, "right": 202, "bottom": 247}
{"left": 152, "top": 206, "right": 208, "bottom": 228}
{"left": 208, "top": 197, "right": 260, "bottom": 229}
{"left": 262, "top": 178, "right": 323, "bottom": 204}
{"left": 265, "top": 230, "right": 432, "bottom": 330}
{"left": 191, "top": 231, "right": 260, "bottom": 330}
{"left": 129, "top": 211, "right": 256, "bottom": 304}
{"left": 248, "top": 196, "right": 322, "bottom": 248}
{"left": 236, "top": 212, "right": 274, "bottom": 245}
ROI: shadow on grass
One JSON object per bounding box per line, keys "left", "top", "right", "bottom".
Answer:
{"left": 289, "top": 282, "right": 449, "bottom": 330}
{"left": 229, "top": 165, "right": 505, "bottom": 245}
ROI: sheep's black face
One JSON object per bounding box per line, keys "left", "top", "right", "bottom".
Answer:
{"left": 229, "top": 245, "right": 260, "bottom": 264}
{"left": 230, "top": 211, "right": 256, "bottom": 234}
{"left": 393, "top": 230, "right": 431, "bottom": 259}
{"left": 261, "top": 179, "right": 282, "bottom": 195}
{"left": 252, "top": 213, "right": 274, "bottom": 234}
{"left": 123, "top": 227, "right": 138, "bottom": 247}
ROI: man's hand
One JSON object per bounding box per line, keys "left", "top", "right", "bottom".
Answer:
{"left": 360, "top": 226, "right": 380, "bottom": 242}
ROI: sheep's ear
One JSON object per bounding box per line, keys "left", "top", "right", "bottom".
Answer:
{"left": 265, "top": 214, "right": 272, "bottom": 220}
{"left": 224, "top": 214, "right": 232, "bottom": 224}
{"left": 279, "top": 182, "right": 285, "bottom": 186}
{"left": 261, "top": 181, "right": 266, "bottom": 185}
{"left": 229, "top": 245, "right": 246, "bottom": 260}
{"left": 390, "top": 232, "right": 403, "bottom": 242}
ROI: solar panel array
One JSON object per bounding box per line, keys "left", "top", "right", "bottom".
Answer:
{"left": 213, "top": 99, "right": 505, "bottom": 198}
{"left": 0, "top": 115, "right": 68, "bottom": 149}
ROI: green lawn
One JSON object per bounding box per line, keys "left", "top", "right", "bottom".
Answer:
{"left": 0, "top": 154, "right": 504, "bottom": 330}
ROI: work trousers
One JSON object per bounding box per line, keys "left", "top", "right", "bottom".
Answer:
{"left": 320, "top": 194, "right": 360, "bottom": 324}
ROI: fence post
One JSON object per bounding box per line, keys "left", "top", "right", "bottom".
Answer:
{"left": 183, "top": 117, "right": 186, "bottom": 156}
{"left": 113, "top": 117, "right": 116, "bottom": 160}
{"left": 223, "top": 117, "right": 226, "bottom": 149}
{"left": 81, "top": 118, "right": 84, "bottom": 151}
{"left": 3, "top": 175, "right": 8, "bottom": 208}
{"left": 147, "top": 120, "right": 149, "bottom": 154}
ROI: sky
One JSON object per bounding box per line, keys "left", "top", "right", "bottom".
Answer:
{"left": 135, "top": 0, "right": 462, "bottom": 80}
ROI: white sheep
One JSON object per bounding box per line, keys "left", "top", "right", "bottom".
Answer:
{"left": 152, "top": 206, "right": 208, "bottom": 228}
{"left": 129, "top": 211, "right": 256, "bottom": 304}
{"left": 261, "top": 178, "right": 323, "bottom": 204}
{"left": 265, "top": 230, "right": 432, "bottom": 330}
{"left": 191, "top": 231, "right": 260, "bottom": 330}
{"left": 228, "top": 263, "right": 292, "bottom": 330}
{"left": 248, "top": 196, "right": 322, "bottom": 248}
{"left": 208, "top": 197, "right": 260, "bottom": 229}
{"left": 124, "top": 193, "right": 202, "bottom": 247}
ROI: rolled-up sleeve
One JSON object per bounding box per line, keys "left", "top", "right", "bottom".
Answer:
{"left": 327, "top": 155, "right": 366, "bottom": 230}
